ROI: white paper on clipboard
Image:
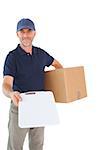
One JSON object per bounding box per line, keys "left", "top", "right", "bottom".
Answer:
{"left": 18, "top": 91, "right": 59, "bottom": 128}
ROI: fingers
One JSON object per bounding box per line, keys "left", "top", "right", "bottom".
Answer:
{"left": 14, "top": 91, "right": 22, "bottom": 101}
{"left": 10, "top": 91, "right": 22, "bottom": 107}
{"left": 12, "top": 95, "right": 19, "bottom": 106}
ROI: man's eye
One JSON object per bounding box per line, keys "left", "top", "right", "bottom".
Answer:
{"left": 28, "top": 29, "right": 32, "bottom": 32}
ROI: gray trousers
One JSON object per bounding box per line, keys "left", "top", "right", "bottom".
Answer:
{"left": 7, "top": 102, "right": 44, "bottom": 150}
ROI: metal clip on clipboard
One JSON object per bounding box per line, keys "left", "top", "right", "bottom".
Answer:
{"left": 25, "top": 92, "right": 36, "bottom": 95}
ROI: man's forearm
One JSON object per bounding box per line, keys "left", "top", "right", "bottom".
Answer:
{"left": 2, "top": 83, "right": 13, "bottom": 98}
{"left": 51, "top": 59, "right": 63, "bottom": 69}
{"left": 54, "top": 63, "right": 63, "bottom": 69}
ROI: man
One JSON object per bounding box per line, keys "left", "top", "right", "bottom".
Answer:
{"left": 2, "top": 18, "right": 63, "bottom": 150}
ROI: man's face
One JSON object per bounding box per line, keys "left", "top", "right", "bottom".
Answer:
{"left": 17, "top": 28, "right": 36, "bottom": 47}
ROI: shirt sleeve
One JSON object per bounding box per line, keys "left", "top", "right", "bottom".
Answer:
{"left": 41, "top": 49, "right": 54, "bottom": 67}
{"left": 3, "top": 52, "right": 16, "bottom": 77}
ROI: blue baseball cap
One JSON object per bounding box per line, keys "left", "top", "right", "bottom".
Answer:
{"left": 17, "top": 18, "right": 36, "bottom": 32}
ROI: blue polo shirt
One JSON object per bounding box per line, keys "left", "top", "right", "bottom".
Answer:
{"left": 3, "top": 44, "right": 54, "bottom": 92}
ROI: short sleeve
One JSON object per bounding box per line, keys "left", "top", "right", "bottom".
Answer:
{"left": 41, "top": 49, "right": 54, "bottom": 67}
{"left": 3, "top": 52, "right": 16, "bottom": 77}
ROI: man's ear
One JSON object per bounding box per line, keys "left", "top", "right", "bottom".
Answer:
{"left": 16, "top": 32, "right": 19, "bottom": 37}
{"left": 34, "top": 31, "right": 36, "bottom": 36}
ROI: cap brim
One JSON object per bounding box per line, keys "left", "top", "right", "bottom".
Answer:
{"left": 17, "top": 25, "right": 34, "bottom": 32}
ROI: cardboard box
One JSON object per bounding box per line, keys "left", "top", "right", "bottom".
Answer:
{"left": 44, "top": 66, "right": 87, "bottom": 103}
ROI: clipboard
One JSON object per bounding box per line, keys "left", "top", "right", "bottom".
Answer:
{"left": 18, "top": 91, "right": 59, "bottom": 128}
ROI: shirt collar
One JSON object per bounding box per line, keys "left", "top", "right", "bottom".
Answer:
{"left": 16, "top": 44, "right": 34, "bottom": 56}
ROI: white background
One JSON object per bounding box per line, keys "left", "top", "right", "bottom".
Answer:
{"left": 0, "top": 0, "right": 100, "bottom": 149}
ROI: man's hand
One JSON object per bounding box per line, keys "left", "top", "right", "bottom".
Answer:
{"left": 9, "top": 91, "right": 22, "bottom": 107}
{"left": 2, "top": 76, "right": 22, "bottom": 107}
